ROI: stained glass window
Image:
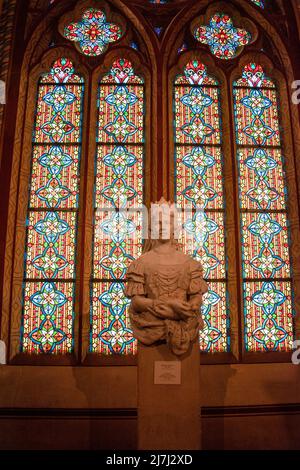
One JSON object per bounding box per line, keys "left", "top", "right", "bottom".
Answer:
{"left": 154, "top": 27, "right": 163, "bottom": 36}
{"left": 233, "top": 63, "right": 294, "bottom": 352}
{"left": 21, "top": 58, "right": 84, "bottom": 354}
{"left": 193, "top": 13, "right": 251, "bottom": 60}
{"left": 250, "top": 0, "right": 264, "bottom": 7}
{"left": 91, "top": 58, "right": 144, "bottom": 355}
{"left": 174, "top": 60, "right": 229, "bottom": 353}
{"left": 178, "top": 43, "right": 188, "bottom": 54}
{"left": 63, "top": 8, "right": 122, "bottom": 56}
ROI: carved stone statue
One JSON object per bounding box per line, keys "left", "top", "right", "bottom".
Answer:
{"left": 125, "top": 200, "right": 208, "bottom": 356}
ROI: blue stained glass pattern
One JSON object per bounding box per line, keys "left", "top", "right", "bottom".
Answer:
{"left": 234, "top": 63, "right": 294, "bottom": 352}
{"left": 91, "top": 58, "right": 144, "bottom": 355}
{"left": 193, "top": 13, "right": 251, "bottom": 60}
{"left": 21, "top": 58, "right": 84, "bottom": 354}
{"left": 63, "top": 8, "right": 122, "bottom": 56}
{"left": 174, "top": 60, "right": 229, "bottom": 353}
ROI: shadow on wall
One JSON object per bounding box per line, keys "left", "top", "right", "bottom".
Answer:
{"left": 72, "top": 366, "right": 137, "bottom": 450}
{"left": 201, "top": 364, "right": 300, "bottom": 450}
{"left": 201, "top": 364, "right": 236, "bottom": 450}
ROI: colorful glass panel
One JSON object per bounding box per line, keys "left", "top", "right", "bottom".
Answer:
{"left": 193, "top": 13, "right": 251, "bottom": 60}
{"left": 200, "top": 282, "right": 228, "bottom": 353}
{"left": 244, "top": 281, "right": 293, "bottom": 352}
{"left": 250, "top": 0, "right": 264, "bottom": 7}
{"left": 234, "top": 87, "right": 280, "bottom": 146}
{"left": 178, "top": 43, "right": 188, "bottom": 54}
{"left": 91, "top": 58, "right": 144, "bottom": 354}
{"left": 23, "top": 282, "right": 75, "bottom": 354}
{"left": 91, "top": 282, "right": 134, "bottom": 355}
{"left": 154, "top": 27, "right": 163, "bottom": 36}
{"left": 63, "top": 8, "right": 122, "bottom": 56}
{"left": 233, "top": 63, "right": 294, "bottom": 352}
{"left": 174, "top": 60, "right": 229, "bottom": 353}
{"left": 21, "top": 58, "right": 84, "bottom": 354}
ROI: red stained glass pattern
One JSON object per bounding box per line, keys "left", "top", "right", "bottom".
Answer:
{"left": 233, "top": 63, "right": 294, "bottom": 352}
{"left": 21, "top": 58, "right": 84, "bottom": 354}
{"left": 174, "top": 59, "right": 229, "bottom": 353}
{"left": 244, "top": 281, "right": 293, "bottom": 352}
{"left": 63, "top": 8, "right": 122, "bottom": 57}
{"left": 91, "top": 59, "right": 144, "bottom": 354}
{"left": 193, "top": 13, "right": 251, "bottom": 60}
{"left": 22, "top": 282, "right": 75, "bottom": 354}
{"left": 200, "top": 282, "right": 228, "bottom": 353}
{"left": 91, "top": 282, "right": 136, "bottom": 355}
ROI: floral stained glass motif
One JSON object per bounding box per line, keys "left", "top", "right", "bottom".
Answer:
{"left": 233, "top": 63, "right": 294, "bottom": 352}
{"left": 21, "top": 58, "right": 84, "bottom": 354}
{"left": 193, "top": 13, "right": 251, "bottom": 60}
{"left": 91, "top": 58, "right": 144, "bottom": 355}
{"left": 63, "top": 8, "right": 122, "bottom": 56}
{"left": 174, "top": 60, "right": 229, "bottom": 353}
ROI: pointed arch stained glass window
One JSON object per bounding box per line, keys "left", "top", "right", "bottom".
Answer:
{"left": 174, "top": 60, "right": 229, "bottom": 353}
{"left": 91, "top": 58, "right": 144, "bottom": 355}
{"left": 233, "top": 63, "right": 294, "bottom": 352}
{"left": 21, "top": 58, "right": 84, "bottom": 354}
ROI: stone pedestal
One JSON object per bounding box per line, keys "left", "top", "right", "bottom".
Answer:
{"left": 137, "top": 339, "right": 201, "bottom": 450}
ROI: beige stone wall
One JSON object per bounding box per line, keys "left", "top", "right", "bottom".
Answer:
{"left": 1, "top": 363, "right": 299, "bottom": 409}
{"left": 0, "top": 363, "right": 299, "bottom": 449}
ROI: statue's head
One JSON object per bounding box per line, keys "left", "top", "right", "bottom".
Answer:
{"left": 143, "top": 197, "right": 179, "bottom": 252}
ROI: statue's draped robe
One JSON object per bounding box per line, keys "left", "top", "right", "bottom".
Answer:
{"left": 125, "top": 252, "right": 208, "bottom": 355}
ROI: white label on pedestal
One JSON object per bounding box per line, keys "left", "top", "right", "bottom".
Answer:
{"left": 154, "top": 361, "right": 181, "bottom": 385}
